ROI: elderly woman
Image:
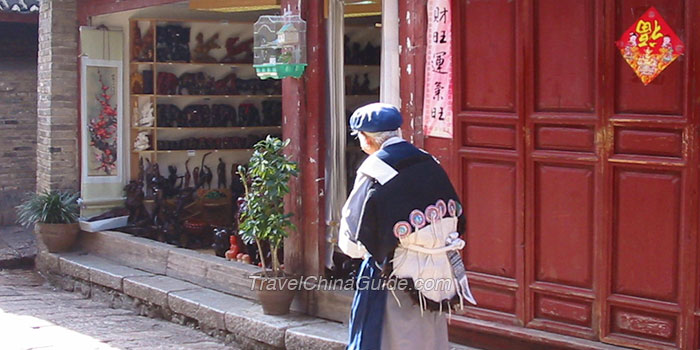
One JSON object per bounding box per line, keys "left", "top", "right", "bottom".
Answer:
{"left": 339, "top": 103, "right": 476, "bottom": 350}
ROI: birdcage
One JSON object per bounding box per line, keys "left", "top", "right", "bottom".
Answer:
{"left": 253, "top": 12, "right": 307, "bottom": 79}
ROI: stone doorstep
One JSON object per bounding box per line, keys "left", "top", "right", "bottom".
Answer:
{"left": 50, "top": 251, "right": 478, "bottom": 350}
{"left": 48, "top": 252, "right": 350, "bottom": 350}
{"left": 79, "top": 230, "right": 260, "bottom": 300}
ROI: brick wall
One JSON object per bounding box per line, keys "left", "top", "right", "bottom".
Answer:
{"left": 0, "top": 22, "right": 38, "bottom": 225}
{"left": 36, "top": 0, "right": 79, "bottom": 194}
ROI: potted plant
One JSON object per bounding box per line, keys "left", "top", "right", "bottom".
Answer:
{"left": 238, "top": 136, "right": 299, "bottom": 315}
{"left": 16, "top": 191, "right": 80, "bottom": 253}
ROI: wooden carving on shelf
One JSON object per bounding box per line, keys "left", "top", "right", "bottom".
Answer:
{"left": 184, "top": 159, "right": 192, "bottom": 188}
{"left": 140, "top": 27, "right": 154, "bottom": 61}
{"left": 221, "top": 37, "right": 254, "bottom": 63}
{"left": 192, "top": 32, "right": 220, "bottom": 63}
{"left": 217, "top": 158, "right": 227, "bottom": 189}
{"left": 131, "top": 22, "right": 154, "bottom": 62}
{"left": 199, "top": 152, "right": 214, "bottom": 189}
{"left": 130, "top": 72, "right": 144, "bottom": 94}
{"left": 124, "top": 180, "right": 149, "bottom": 226}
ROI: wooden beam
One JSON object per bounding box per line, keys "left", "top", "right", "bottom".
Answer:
{"left": 77, "top": 0, "right": 181, "bottom": 25}
{"left": 189, "top": 0, "right": 280, "bottom": 12}
{"left": 345, "top": 2, "right": 381, "bottom": 17}
{"left": 0, "top": 12, "right": 38, "bottom": 24}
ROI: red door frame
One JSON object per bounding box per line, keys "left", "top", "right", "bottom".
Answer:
{"left": 280, "top": 0, "right": 327, "bottom": 279}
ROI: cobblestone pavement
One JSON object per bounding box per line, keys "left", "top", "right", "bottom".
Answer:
{"left": 0, "top": 268, "right": 239, "bottom": 350}
{"left": 0, "top": 226, "right": 36, "bottom": 267}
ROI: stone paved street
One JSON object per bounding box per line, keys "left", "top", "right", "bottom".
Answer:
{"left": 0, "top": 268, "right": 239, "bottom": 350}
{"left": 0, "top": 226, "right": 36, "bottom": 268}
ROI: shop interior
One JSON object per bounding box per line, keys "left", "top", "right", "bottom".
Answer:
{"left": 82, "top": 1, "right": 384, "bottom": 273}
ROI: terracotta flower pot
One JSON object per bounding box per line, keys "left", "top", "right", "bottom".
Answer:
{"left": 251, "top": 272, "right": 298, "bottom": 315}
{"left": 35, "top": 223, "right": 79, "bottom": 253}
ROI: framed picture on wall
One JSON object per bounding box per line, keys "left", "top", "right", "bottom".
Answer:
{"left": 80, "top": 58, "right": 123, "bottom": 184}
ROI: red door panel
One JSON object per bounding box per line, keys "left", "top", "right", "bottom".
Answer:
{"left": 610, "top": 306, "right": 679, "bottom": 345}
{"left": 534, "top": 164, "right": 594, "bottom": 289}
{"left": 614, "top": 128, "right": 684, "bottom": 158}
{"left": 462, "top": 124, "right": 516, "bottom": 149}
{"left": 535, "top": 126, "right": 595, "bottom": 152}
{"left": 469, "top": 284, "right": 518, "bottom": 316}
{"left": 612, "top": 169, "right": 681, "bottom": 303}
{"left": 461, "top": 0, "right": 516, "bottom": 111}
{"left": 535, "top": 294, "right": 593, "bottom": 328}
{"left": 464, "top": 159, "right": 517, "bottom": 278}
{"left": 534, "top": 0, "right": 595, "bottom": 112}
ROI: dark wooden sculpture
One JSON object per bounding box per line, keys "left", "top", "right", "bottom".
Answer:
{"left": 184, "top": 158, "right": 191, "bottom": 188}
{"left": 199, "top": 152, "right": 214, "bottom": 189}
{"left": 212, "top": 227, "right": 232, "bottom": 257}
{"left": 202, "top": 165, "right": 213, "bottom": 189}
{"left": 193, "top": 166, "right": 200, "bottom": 187}
{"left": 124, "top": 180, "right": 149, "bottom": 227}
{"left": 144, "top": 158, "right": 154, "bottom": 198}
{"left": 217, "top": 158, "right": 226, "bottom": 189}
{"left": 137, "top": 157, "right": 145, "bottom": 184}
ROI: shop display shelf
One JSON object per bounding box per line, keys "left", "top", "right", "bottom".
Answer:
{"left": 155, "top": 126, "right": 281, "bottom": 131}
{"left": 344, "top": 64, "right": 381, "bottom": 68}
{"left": 153, "top": 149, "right": 254, "bottom": 154}
{"left": 154, "top": 94, "right": 282, "bottom": 99}
{"left": 155, "top": 62, "right": 254, "bottom": 68}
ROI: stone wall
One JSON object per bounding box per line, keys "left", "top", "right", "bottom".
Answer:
{"left": 36, "top": 0, "right": 79, "bottom": 194}
{"left": 0, "top": 22, "right": 38, "bottom": 225}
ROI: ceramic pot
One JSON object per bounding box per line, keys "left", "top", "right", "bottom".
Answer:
{"left": 35, "top": 223, "right": 79, "bottom": 253}
{"left": 251, "top": 272, "right": 297, "bottom": 315}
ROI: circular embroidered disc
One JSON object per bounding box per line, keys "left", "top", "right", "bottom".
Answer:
{"left": 448, "top": 199, "right": 457, "bottom": 217}
{"left": 456, "top": 202, "right": 463, "bottom": 217}
{"left": 409, "top": 209, "right": 426, "bottom": 229}
{"left": 393, "top": 221, "right": 412, "bottom": 238}
{"left": 436, "top": 199, "right": 447, "bottom": 217}
{"left": 425, "top": 205, "right": 440, "bottom": 223}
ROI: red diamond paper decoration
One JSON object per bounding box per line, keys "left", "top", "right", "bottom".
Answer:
{"left": 616, "top": 6, "right": 685, "bottom": 85}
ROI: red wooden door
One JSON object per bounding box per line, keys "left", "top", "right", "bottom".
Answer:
{"left": 450, "top": 1, "right": 699, "bottom": 349}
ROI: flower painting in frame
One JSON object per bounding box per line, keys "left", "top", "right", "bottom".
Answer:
{"left": 81, "top": 59, "right": 123, "bottom": 183}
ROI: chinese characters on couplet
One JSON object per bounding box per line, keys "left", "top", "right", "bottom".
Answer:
{"left": 616, "top": 6, "right": 684, "bottom": 85}
{"left": 422, "top": 0, "right": 453, "bottom": 139}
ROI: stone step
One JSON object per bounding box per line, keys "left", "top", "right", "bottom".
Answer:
{"left": 79, "top": 230, "right": 260, "bottom": 301}
{"left": 77, "top": 230, "right": 353, "bottom": 323}
{"left": 37, "top": 250, "right": 481, "bottom": 350}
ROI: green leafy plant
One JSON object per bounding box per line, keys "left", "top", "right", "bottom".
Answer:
{"left": 16, "top": 191, "right": 80, "bottom": 227}
{"left": 238, "top": 136, "right": 298, "bottom": 277}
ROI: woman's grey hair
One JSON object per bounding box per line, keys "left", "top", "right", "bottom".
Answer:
{"left": 360, "top": 128, "right": 402, "bottom": 146}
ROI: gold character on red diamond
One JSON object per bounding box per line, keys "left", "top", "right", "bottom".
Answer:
{"left": 636, "top": 19, "right": 663, "bottom": 48}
